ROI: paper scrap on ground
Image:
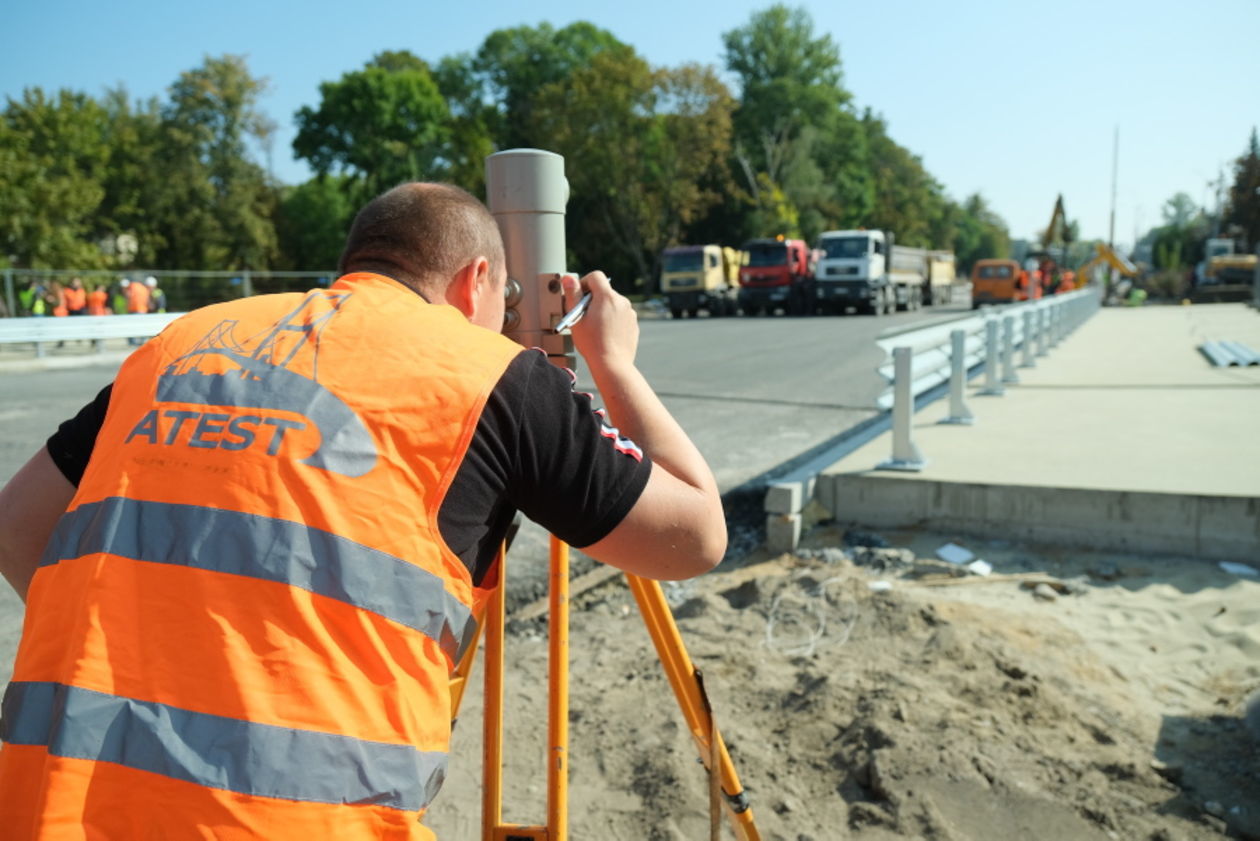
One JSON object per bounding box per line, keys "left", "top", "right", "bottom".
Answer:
{"left": 868, "top": 581, "right": 893, "bottom": 592}
{"left": 967, "top": 560, "right": 993, "bottom": 576}
{"left": 1219, "top": 562, "right": 1258, "bottom": 578}
{"left": 936, "top": 542, "right": 975, "bottom": 565}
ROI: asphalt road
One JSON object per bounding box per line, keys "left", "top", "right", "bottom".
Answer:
{"left": 0, "top": 297, "right": 973, "bottom": 683}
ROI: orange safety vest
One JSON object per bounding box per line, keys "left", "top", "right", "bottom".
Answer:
{"left": 63, "top": 287, "right": 87, "bottom": 313}
{"left": 126, "top": 282, "right": 150, "bottom": 313}
{"left": 86, "top": 289, "right": 109, "bottom": 315}
{"left": 0, "top": 273, "right": 522, "bottom": 839}
{"left": 51, "top": 288, "right": 68, "bottom": 317}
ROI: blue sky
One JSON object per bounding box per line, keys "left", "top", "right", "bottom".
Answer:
{"left": 3, "top": 0, "right": 1257, "bottom": 250}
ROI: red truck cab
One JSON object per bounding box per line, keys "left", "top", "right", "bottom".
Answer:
{"left": 737, "top": 238, "right": 813, "bottom": 315}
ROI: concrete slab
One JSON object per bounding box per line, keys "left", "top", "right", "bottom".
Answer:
{"left": 820, "top": 303, "right": 1260, "bottom": 561}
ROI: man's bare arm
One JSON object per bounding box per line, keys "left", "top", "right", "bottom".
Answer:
{"left": 562, "top": 273, "right": 726, "bottom": 580}
{"left": 0, "top": 447, "right": 75, "bottom": 601}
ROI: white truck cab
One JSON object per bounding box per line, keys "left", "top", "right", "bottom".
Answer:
{"left": 814, "top": 230, "right": 892, "bottom": 314}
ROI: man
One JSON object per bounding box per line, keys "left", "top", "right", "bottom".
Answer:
{"left": 63, "top": 277, "right": 87, "bottom": 316}
{"left": 0, "top": 183, "right": 725, "bottom": 839}
{"left": 125, "top": 274, "right": 150, "bottom": 313}
{"left": 145, "top": 275, "right": 167, "bottom": 312}
{"left": 86, "top": 282, "right": 110, "bottom": 316}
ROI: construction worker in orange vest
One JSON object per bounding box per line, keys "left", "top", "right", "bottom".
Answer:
{"left": 125, "top": 276, "right": 151, "bottom": 313}
{"left": 86, "top": 283, "right": 109, "bottom": 315}
{"left": 0, "top": 182, "right": 725, "bottom": 839}
{"left": 63, "top": 277, "right": 88, "bottom": 315}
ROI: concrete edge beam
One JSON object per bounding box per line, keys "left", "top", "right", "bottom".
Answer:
{"left": 823, "top": 474, "right": 1260, "bottom": 564}
{"left": 765, "top": 512, "right": 802, "bottom": 555}
{"left": 765, "top": 477, "right": 816, "bottom": 515}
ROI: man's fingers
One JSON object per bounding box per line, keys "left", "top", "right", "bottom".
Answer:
{"left": 581, "top": 271, "right": 612, "bottom": 297}
{"left": 561, "top": 274, "right": 583, "bottom": 308}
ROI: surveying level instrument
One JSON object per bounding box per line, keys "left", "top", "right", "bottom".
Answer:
{"left": 445, "top": 149, "right": 761, "bottom": 840}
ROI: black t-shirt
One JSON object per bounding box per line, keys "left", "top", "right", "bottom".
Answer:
{"left": 47, "top": 350, "right": 651, "bottom": 586}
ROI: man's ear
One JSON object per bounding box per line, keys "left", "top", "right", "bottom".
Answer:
{"left": 445, "top": 259, "right": 484, "bottom": 318}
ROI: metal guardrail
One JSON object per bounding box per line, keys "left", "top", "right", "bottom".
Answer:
{"left": 875, "top": 286, "right": 1102, "bottom": 470}
{"left": 2, "top": 268, "right": 337, "bottom": 318}
{"left": 0, "top": 313, "right": 184, "bottom": 357}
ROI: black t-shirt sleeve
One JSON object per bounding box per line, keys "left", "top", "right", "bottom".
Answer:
{"left": 438, "top": 351, "right": 652, "bottom": 584}
{"left": 46, "top": 383, "right": 113, "bottom": 487}
{"left": 510, "top": 353, "right": 652, "bottom": 547}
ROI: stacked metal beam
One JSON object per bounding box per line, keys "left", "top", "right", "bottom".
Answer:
{"left": 1199, "top": 341, "right": 1260, "bottom": 366}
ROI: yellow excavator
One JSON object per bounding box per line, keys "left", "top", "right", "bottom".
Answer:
{"left": 1076, "top": 242, "right": 1138, "bottom": 286}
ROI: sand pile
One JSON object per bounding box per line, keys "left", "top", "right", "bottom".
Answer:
{"left": 427, "top": 529, "right": 1260, "bottom": 840}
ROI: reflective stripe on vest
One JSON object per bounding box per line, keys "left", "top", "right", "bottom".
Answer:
{"left": 39, "top": 496, "right": 476, "bottom": 662}
{"left": 1, "top": 681, "right": 447, "bottom": 811}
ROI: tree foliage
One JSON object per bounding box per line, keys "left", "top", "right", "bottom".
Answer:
{"left": 0, "top": 88, "right": 110, "bottom": 268}
{"left": 294, "top": 51, "right": 451, "bottom": 198}
{"left": 2, "top": 8, "right": 1021, "bottom": 284}
{"left": 1224, "top": 128, "right": 1260, "bottom": 251}
{"left": 531, "top": 51, "right": 735, "bottom": 287}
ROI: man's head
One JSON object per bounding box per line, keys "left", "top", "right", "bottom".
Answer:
{"left": 339, "top": 182, "right": 506, "bottom": 332}
{"left": 145, "top": 276, "right": 157, "bottom": 289}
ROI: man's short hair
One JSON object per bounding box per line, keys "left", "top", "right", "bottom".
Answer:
{"left": 338, "top": 183, "right": 505, "bottom": 297}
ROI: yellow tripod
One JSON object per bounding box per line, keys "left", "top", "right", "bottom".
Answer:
{"left": 449, "top": 535, "right": 761, "bottom": 840}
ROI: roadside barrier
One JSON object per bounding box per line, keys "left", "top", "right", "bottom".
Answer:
{"left": 0, "top": 312, "right": 184, "bottom": 357}
{"left": 875, "top": 286, "right": 1101, "bottom": 471}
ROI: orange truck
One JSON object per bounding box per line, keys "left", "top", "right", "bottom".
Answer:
{"left": 970, "top": 259, "right": 1040, "bottom": 307}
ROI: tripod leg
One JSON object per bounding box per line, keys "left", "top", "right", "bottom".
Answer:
{"left": 482, "top": 547, "right": 507, "bottom": 840}
{"left": 546, "top": 535, "right": 570, "bottom": 841}
{"left": 625, "top": 574, "right": 762, "bottom": 841}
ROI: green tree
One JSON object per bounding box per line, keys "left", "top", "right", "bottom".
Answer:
{"left": 530, "top": 50, "right": 736, "bottom": 288}
{"left": 861, "top": 110, "right": 949, "bottom": 246}
{"left": 96, "top": 87, "right": 166, "bottom": 267}
{"left": 1224, "top": 127, "right": 1260, "bottom": 250}
{"left": 951, "top": 194, "right": 1011, "bottom": 272}
{"left": 294, "top": 51, "right": 451, "bottom": 198}
{"left": 721, "top": 5, "right": 871, "bottom": 241}
{"left": 472, "top": 22, "right": 627, "bottom": 150}
{"left": 1163, "top": 191, "right": 1198, "bottom": 228}
{"left": 155, "top": 54, "right": 278, "bottom": 269}
{"left": 274, "top": 176, "right": 356, "bottom": 270}
{"left": 0, "top": 88, "right": 110, "bottom": 268}
{"left": 1144, "top": 192, "right": 1208, "bottom": 270}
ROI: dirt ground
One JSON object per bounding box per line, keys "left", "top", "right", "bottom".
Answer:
{"left": 426, "top": 521, "right": 1260, "bottom": 841}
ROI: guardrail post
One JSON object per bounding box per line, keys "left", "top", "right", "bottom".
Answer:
{"left": 1049, "top": 304, "right": 1062, "bottom": 348}
{"left": 979, "top": 318, "right": 1004, "bottom": 395}
{"left": 1000, "top": 315, "right": 1019, "bottom": 384}
{"left": 877, "top": 346, "right": 926, "bottom": 472}
{"left": 1036, "top": 308, "right": 1049, "bottom": 357}
{"left": 3, "top": 269, "right": 14, "bottom": 317}
{"left": 242, "top": 269, "right": 253, "bottom": 298}
{"left": 1020, "top": 310, "right": 1036, "bottom": 368}
{"left": 941, "top": 329, "right": 975, "bottom": 425}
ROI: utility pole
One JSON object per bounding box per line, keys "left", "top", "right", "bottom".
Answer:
{"left": 1108, "top": 126, "right": 1119, "bottom": 252}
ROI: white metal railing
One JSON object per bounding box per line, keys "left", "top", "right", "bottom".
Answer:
{"left": 0, "top": 313, "right": 184, "bottom": 358}
{"left": 874, "top": 286, "right": 1101, "bottom": 470}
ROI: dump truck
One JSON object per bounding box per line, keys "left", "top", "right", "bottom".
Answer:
{"left": 812, "top": 229, "right": 953, "bottom": 315}
{"left": 660, "top": 244, "right": 741, "bottom": 318}
{"left": 927, "top": 251, "right": 957, "bottom": 305}
{"left": 737, "top": 237, "right": 813, "bottom": 315}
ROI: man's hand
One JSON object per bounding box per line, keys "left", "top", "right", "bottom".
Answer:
{"left": 561, "top": 272, "right": 638, "bottom": 377}
{"left": 557, "top": 272, "right": 726, "bottom": 580}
